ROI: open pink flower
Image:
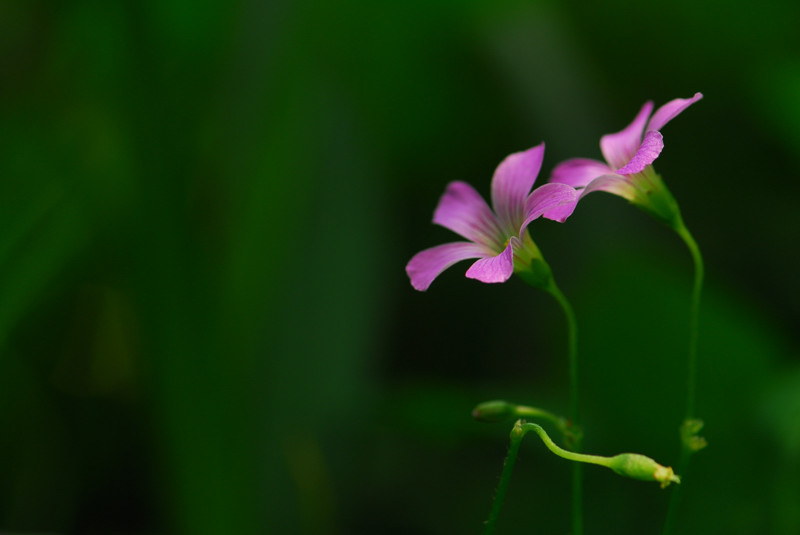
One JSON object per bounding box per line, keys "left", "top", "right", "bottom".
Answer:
{"left": 406, "top": 143, "right": 577, "bottom": 291}
{"left": 547, "top": 93, "right": 703, "bottom": 222}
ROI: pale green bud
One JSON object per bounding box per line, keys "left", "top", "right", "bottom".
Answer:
{"left": 607, "top": 453, "right": 681, "bottom": 488}
{"left": 472, "top": 400, "right": 516, "bottom": 423}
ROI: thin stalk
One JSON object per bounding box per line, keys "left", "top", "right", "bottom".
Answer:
{"left": 663, "top": 217, "right": 705, "bottom": 535}
{"left": 545, "top": 281, "right": 582, "bottom": 535}
{"left": 519, "top": 422, "right": 680, "bottom": 487}
{"left": 546, "top": 283, "right": 579, "bottom": 428}
{"left": 674, "top": 219, "right": 704, "bottom": 421}
{"left": 482, "top": 424, "right": 526, "bottom": 535}
{"left": 520, "top": 422, "right": 609, "bottom": 468}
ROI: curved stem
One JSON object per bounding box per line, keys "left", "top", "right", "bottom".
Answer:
{"left": 521, "top": 422, "right": 608, "bottom": 468}
{"left": 520, "top": 422, "right": 680, "bottom": 487}
{"left": 481, "top": 421, "right": 592, "bottom": 535}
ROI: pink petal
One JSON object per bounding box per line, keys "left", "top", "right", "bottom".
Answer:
{"left": 647, "top": 93, "right": 703, "bottom": 132}
{"left": 432, "top": 181, "right": 502, "bottom": 248}
{"left": 465, "top": 240, "right": 514, "bottom": 284}
{"left": 490, "top": 144, "right": 544, "bottom": 231}
{"left": 541, "top": 201, "right": 577, "bottom": 222}
{"left": 406, "top": 242, "right": 491, "bottom": 291}
{"left": 549, "top": 158, "right": 614, "bottom": 188}
{"left": 615, "top": 131, "right": 664, "bottom": 175}
{"left": 521, "top": 183, "right": 578, "bottom": 227}
{"left": 600, "top": 101, "right": 653, "bottom": 169}
{"left": 545, "top": 174, "right": 637, "bottom": 221}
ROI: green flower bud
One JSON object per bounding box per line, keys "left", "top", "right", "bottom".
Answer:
{"left": 472, "top": 400, "right": 516, "bottom": 422}
{"left": 607, "top": 453, "right": 681, "bottom": 488}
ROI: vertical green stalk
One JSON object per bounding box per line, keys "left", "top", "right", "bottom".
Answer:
{"left": 674, "top": 220, "right": 704, "bottom": 421}
{"left": 662, "top": 217, "right": 705, "bottom": 535}
{"left": 482, "top": 423, "right": 526, "bottom": 535}
{"left": 545, "top": 281, "right": 582, "bottom": 535}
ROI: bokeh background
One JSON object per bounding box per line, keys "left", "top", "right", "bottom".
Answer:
{"left": 1, "top": 0, "right": 799, "bottom": 533}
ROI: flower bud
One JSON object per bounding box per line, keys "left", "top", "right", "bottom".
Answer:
{"left": 607, "top": 453, "right": 681, "bottom": 488}
{"left": 472, "top": 400, "right": 516, "bottom": 423}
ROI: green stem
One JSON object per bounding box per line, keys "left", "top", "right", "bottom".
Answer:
{"left": 663, "top": 217, "right": 705, "bottom": 535}
{"left": 546, "top": 283, "right": 579, "bottom": 429}
{"left": 521, "top": 421, "right": 680, "bottom": 487}
{"left": 544, "top": 281, "right": 583, "bottom": 535}
{"left": 674, "top": 218, "right": 704, "bottom": 421}
{"left": 482, "top": 423, "right": 526, "bottom": 535}
{"left": 520, "top": 422, "right": 610, "bottom": 468}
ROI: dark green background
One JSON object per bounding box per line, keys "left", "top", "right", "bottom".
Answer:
{"left": 1, "top": 1, "right": 798, "bottom": 533}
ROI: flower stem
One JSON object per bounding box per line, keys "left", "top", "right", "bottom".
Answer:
{"left": 482, "top": 422, "right": 526, "bottom": 535}
{"left": 673, "top": 218, "right": 704, "bottom": 422}
{"left": 544, "top": 281, "right": 583, "bottom": 535}
{"left": 518, "top": 421, "right": 680, "bottom": 486}
{"left": 662, "top": 217, "right": 705, "bottom": 535}
{"left": 519, "top": 421, "right": 609, "bottom": 468}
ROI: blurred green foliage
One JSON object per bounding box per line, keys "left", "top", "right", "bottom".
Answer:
{"left": 1, "top": 0, "right": 798, "bottom": 533}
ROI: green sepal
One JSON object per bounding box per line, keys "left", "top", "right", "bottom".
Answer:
{"left": 628, "top": 167, "right": 684, "bottom": 230}
{"left": 516, "top": 257, "right": 553, "bottom": 290}
{"left": 509, "top": 230, "right": 555, "bottom": 291}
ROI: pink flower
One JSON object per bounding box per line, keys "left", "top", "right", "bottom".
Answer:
{"left": 547, "top": 93, "right": 703, "bottom": 223}
{"left": 406, "top": 143, "right": 577, "bottom": 291}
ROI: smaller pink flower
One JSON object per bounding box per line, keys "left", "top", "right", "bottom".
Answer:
{"left": 406, "top": 143, "right": 577, "bottom": 291}
{"left": 546, "top": 93, "right": 702, "bottom": 222}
